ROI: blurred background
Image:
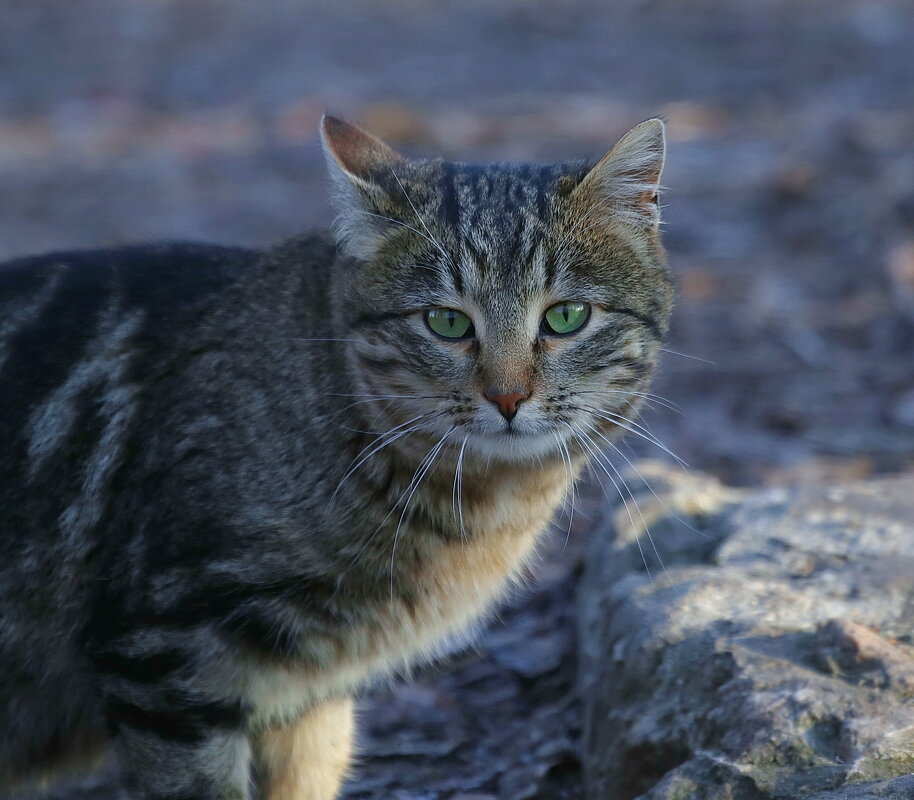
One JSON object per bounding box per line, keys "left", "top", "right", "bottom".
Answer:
{"left": 3, "top": 2, "right": 913, "bottom": 798}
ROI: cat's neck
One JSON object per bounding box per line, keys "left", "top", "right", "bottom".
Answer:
{"left": 361, "top": 430, "right": 579, "bottom": 541}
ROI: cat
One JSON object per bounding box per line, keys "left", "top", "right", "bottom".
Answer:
{"left": 0, "top": 114, "right": 673, "bottom": 800}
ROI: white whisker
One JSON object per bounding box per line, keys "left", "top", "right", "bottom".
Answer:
{"left": 388, "top": 427, "right": 458, "bottom": 596}
{"left": 355, "top": 210, "right": 448, "bottom": 272}
{"left": 585, "top": 424, "right": 707, "bottom": 540}
{"left": 324, "top": 393, "right": 447, "bottom": 399}
{"left": 659, "top": 347, "right": 716, "bottom": 365}
{"left": 551, "top": 430, "right": 576, "bottom": 548}
{"left": 579, "top": 419, "right": 668, "bottom": 578}
{"left": 452, "top": 433, "right": 470, "bottom": 543}
{"left": 566, "top": 422, "right": 653, "bottom": 580}
{"left": 330, "top": 394, "right": 446, "bottom": 417}
{"left": 579, "top": 405, "right": 689, "bottom": 469}
{"left": 332, "top": 411, "right": 446, "bottom": 501}
{"left": 574, "top": 388, "right": 683, "bottom": 414}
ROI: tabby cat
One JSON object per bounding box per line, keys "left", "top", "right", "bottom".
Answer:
{"left": 0, "top": 115, "right": 672, "bottom": 799}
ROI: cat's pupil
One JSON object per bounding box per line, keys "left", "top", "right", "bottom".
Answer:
{"left": 561, "top": 305, "right": 570, "bottom": 323}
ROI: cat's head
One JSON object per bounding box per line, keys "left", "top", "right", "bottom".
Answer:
{"left": 321, "top": 115, "right": 673, "bottom": 463}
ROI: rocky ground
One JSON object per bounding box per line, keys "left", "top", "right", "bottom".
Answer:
{"left": 580, "top": 464, "right": 914, "bottom": 799}
{"left": 3, "top": 1, "right": 914, "bottom": 797}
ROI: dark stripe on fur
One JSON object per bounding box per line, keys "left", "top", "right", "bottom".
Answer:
{"left": 404, "top": 501, "right": 456, "bottom": 541}
{"left": 106, "top": 697, "right": 243, "bottom": 743}
{"left": 438, "top": 164, "right": 465, "bottom": 294}
{"left": 607, "top": 307, "right": 662, "bottom": 338}
{"left": 93, "top": 648, "right": 190, "bottom": 684}
{"left": 358, "top": 354, "right": 406, "bottom": 376}
{"left": 109, "top": 576, "right": 342, "bottom": 662}
{"left": 438, "top": 162, "right": 460, "bottom": 230}
{"left": 221, "top": 604, "right": 301, "bottom": 661}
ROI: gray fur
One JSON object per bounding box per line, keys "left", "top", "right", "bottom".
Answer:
{"left": 0, "top": 117, "right": 672, "bottom": 799}
{"left": 0, "top": 262, "right": 66, "bottom": 374}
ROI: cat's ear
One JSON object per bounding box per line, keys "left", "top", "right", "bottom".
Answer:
{"left": 321, "top": 115, "right": 403, "bottom": 188}
{"left": 573, "top": 118, "right": 666, "bottom": 229}
{"left": 321, "top": 115, "right": 406, "bottom": 260}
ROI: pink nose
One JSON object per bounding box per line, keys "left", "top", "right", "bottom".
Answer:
{"left": 484, "top": 390, "right": 529, "bottom": 421}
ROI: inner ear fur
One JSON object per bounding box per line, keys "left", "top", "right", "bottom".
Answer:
{"left": 320, "top": 115, "right": 404, "bottom": 187}
{"left": 573, "top": 118, "right": 666, "bottom": 226}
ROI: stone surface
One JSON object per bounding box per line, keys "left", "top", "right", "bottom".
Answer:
{"left": 579, "top": 464, "right": 914, "bottom": 800}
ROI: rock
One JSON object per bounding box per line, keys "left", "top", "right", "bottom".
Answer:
{"left": 578, "top": 463, "right": 914, "bottom": 800}
{"left": 807, "top": 775, "right": 914, "bottom": 799}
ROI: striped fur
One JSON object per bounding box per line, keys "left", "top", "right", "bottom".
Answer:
{"left": 0, "top": 117, "right": 672, "bottom": 799}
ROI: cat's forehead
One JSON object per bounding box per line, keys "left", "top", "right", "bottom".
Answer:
{"left": 431, "top": 160, "right": 586, "bottom": 232}
{"left": 412, "top": 161, "right": 586, "bottom": 296}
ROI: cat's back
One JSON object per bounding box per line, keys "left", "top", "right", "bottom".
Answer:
{"left": 0, "top": 241, "right": 255, "bottom": 385}
{"left": 0, "top": 242, "right": 256, "bottom": 547}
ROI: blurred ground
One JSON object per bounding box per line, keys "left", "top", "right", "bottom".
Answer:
{"left": 3, "top": 1, "right": 913, "bottom": 798}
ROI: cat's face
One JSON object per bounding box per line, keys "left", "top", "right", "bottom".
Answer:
{"left": 322, "top": 116, "right": 673, "bottom": 464}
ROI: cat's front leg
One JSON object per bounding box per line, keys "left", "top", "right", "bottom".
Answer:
{"left": 252, "top": 696, "right": 354, "bottom": 800}
{"left": 106, "top": 692, "right": 250, "bottom": 800}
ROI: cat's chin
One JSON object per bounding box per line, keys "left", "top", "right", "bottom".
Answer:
{"left": 466, "top": 428, "right": 568, "bottom": 463}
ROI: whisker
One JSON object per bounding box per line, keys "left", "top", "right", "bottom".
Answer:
{"left": 323, "top": 392, "right": 447, "bottom": 416}
{"left": 346, "top": 426, "right": 449, "bottom": 569}
{"left": 334, "top": 421, "right": 425, "bottom": 499}
{"left": 551, "top": 430, "right": 576, "bottom": 548}
{"left": 388, "top": 427, "right": 458, "bottom": 596}
{"left": 333, "top": 422, "right": 395, "bottom": 435}
{"left": 356, "top": 210, "right": 449, "bottom": 273}
{"left": 332, "top": 411, "right": 446, "bottom": 501}
{"left": 579, "top": 419, "right": 668, "bottom": 578}
{"left": 550, "top": 431, "right": 570, "bottom": 521}
{"left": 452, "top": 433, "right": 470, "bottom": 542}
{"left": 561, "top": 437, "right": 576, "bottom": 550}
{"left": 659, "top": 347, "right": 716, "bottom": 365}
{"left": 578, "top": 405, "right": 689, "bottom": 469}
{"left": 587, "top": 425, "right": 709, "bottom": 541}
{"left": 324, "top": 393, "right": 447, "bottom": 399}
{"left": 550, "top": 432, "right": 567, "bottom": 508}
{"left": 574, "top": 389, "right": 683, "bottom": 414}
{"left": 566, "top": 421, "right": 653, "bottom": 580}
{"left": 330, "top": 395, "right": 446, "bottom": 418}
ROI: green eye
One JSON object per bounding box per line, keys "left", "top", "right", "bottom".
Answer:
{"left": 425, "top": 308, "right": 474, "bottom": 339}
{"left": 542, "top": 302, "right": 590, "bottom": 335}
